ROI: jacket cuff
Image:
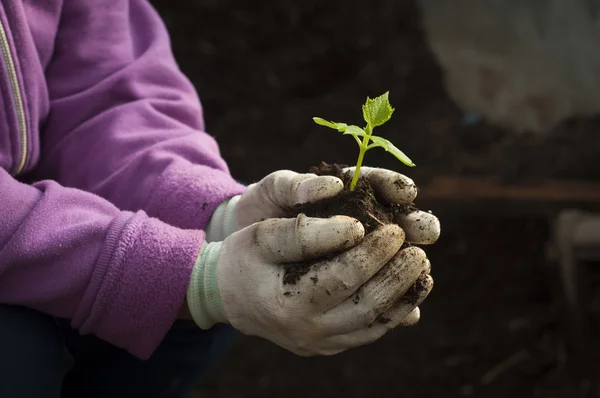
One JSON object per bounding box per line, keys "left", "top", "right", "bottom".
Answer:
{"left": 72, "top": 211, "right": 205, "bottom": 359}
{"left": 145, "top": 164, "right": 246, "bottom": 231}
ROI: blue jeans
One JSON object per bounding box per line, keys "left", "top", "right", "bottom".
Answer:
{"left": 0, "top": 304, "right": 237, "bottom": 397}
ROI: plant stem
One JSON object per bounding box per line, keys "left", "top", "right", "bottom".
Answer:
{"left": 350, "top": 125, "right": 372, "bottom": 191}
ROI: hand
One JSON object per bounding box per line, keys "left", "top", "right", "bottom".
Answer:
{"left": 341, "top": 166, "right": 440, "bottom": 244}
{"left": 187, "top": 214, "right": 433, "bottom": 356}
{"left": 204, "top": 170, "right": 343, "bottom": 241}
{"left": 204, "top": 168, "right": 440, "bottom": 245}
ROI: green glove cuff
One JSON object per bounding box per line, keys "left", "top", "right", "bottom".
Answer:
{"left": 187, "top": 241, "right": 227, "bottom": 329}
{"left": 204, "top": 195, "right": 240, "bottom": 242}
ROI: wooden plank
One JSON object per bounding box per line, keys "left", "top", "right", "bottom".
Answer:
{"left": 419, "top": 176, "right": 600, "bottom": 202}
{"left": 415, "top": 176, "right": 600, "bottom": 215}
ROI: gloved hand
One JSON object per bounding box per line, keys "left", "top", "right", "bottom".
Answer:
{"left": 187, "top": 213, "right": 433, "bottom": 356}
{"left": 205, "top": 168, "right": 440, "bottom": 245}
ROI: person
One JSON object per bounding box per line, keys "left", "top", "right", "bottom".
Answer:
{"left": 0, "top": 1, "right": 441, "bottom": 397}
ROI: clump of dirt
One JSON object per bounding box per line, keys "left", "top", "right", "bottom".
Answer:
{"left": 281, "top": 161, "right": 428, "bottom": 308}
{"left": 294, "top": 162, "right": 418, "bottom": 234}
{"left": 402, "top": 271, "right": 430, "bottom": 306}
{"left": 282, "top": 261, "right": 314, "bottom": 285}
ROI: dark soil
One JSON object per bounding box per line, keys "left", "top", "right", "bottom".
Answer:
{"left": 281, "top": 261, "right": 313, "bottom": 286}
{"left": 295, "top": 162, "right": 417, "bottom": 233}
{"left": 281, "top": 161, "right": 424, "bottom": 305}
{"left": 150, "top": 0, "right": 600, "bottom": 396}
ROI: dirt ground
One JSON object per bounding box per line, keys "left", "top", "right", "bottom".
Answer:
{"left": 151, "top": 1, "right": 600, "bottom": 396}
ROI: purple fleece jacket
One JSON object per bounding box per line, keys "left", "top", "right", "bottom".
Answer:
{"left": 0, "top": 1, "right": 245, "bottom": 359}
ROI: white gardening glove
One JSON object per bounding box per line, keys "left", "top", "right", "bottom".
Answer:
{"left": 341, "top": 166, "right": 440, "bottom": 244}
{"left": 204, "top": 168, "right": 440, "bottom": 245}
{"left": 204, "top": 170, "right": 343, "bottom": 242}
{"left": 188, "top": 213, "right": 433, "bottom": 356}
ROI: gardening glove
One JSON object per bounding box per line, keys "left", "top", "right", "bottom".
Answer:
{"left": 204, "top": 169, "right": 440, "bottom": 244}
{"left": 341, "top": 166, "right": 440, "bottom": 244}
{"left": 204, "top": 170, "right": 343, "bottom": 242}
{"left": 188, "top": 213, "right": 433, "bottom": 356}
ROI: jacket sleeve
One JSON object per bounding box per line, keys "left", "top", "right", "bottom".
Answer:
{"left": 0, "top": 167, "right": 205, "bottom": 359}
{"left": 36, "top": 0, "right": 246, "bottom": 231}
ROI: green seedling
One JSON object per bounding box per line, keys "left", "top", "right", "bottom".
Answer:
{"left": 313, "top": 91, "right": 415, "bottom": 191}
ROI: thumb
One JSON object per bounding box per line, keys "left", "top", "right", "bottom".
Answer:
{"left": 259, "top": 170, "right": 344, "bottom": 208}
{"left": 342, "top": 166, "right": 417, "bottom": 204}
{"left": 253, "top": 214, "right": 365, "bottom": 263}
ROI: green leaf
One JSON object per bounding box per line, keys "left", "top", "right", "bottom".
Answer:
{"left": 340, "top": 126, "right": 367, "bottom": 146}
{"left": 313, "top": 117, "right": 347, "bottom": 132}
{"left": 343, "top": 125, "right": 366, "bottom": 136}
{"left": 368, "top": 135, "right": 415, "bottom": 167}
{"left": 362, "top": 91, "right": 395, "bottom": 128}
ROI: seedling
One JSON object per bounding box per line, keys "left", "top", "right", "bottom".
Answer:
{"left": 313, "top": 91, "right": 415, "bottom": 191}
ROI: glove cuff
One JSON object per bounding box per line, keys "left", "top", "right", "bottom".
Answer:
{"left": 204, "top": 195, "right": 240, "bottom": 242}
{"left": 187, "top": 241, "right": 227, "bottom": 329}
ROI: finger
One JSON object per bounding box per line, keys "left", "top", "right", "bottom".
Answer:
{"left": 321, "top": 291, "right": 429, "bottom": 353}
{"left": 291, "top": 346, "right": 347, "bottom": 357}
{"left": 280, "top": 308, "right": 421, "bottom": 357}
{"left": 316, "top": 246, "right": 429, "bottom": 334}
{"left": 342, "top": 166, "right": 417, "bottom": 204}
{"left": 424, "top": 258, "right": 432, "bottom": 274}
{"left": 377, "top": 274, "right": 433, "bottom": 325}
{"left": 395, "top": 210, "right": 440, "bottom": 244}
{"left": 254, "top": 214, "right": 365, "bottom": 263}
{"left": 293, "top": 305, "right": 426, "bottom": 357}
{"left": 397, "top": 307, "right": 420, "bottom": 326}
{"left": 304, "top": 224, "right": 405, "bottom": 310}
{"left": 258, "top": 170, "right": 344, "bottom": 211}
{"left": 320, "top": 323, "right": 391, "bottom": 353}
{"left": 293, "top": 175, "right": 344, "bottom": 205}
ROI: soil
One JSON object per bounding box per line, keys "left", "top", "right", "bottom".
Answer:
{"left": 295, "top": 162, "right": 417, "bottom": 233}
{"left": 281, "top": 161, "right": 426, "bottom": 306}
{"left": 278, "top": 161, "right": 404, "bottom": 284}
{"left": 149, "top": 1, "right": 600, "bottom": 396}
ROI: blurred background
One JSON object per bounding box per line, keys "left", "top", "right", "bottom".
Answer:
{"left": 150, "top": 1, "right": 600, "bottom": 397}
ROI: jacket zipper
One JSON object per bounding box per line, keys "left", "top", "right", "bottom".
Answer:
{"left": 0, "top": 16, "right": 27, "bottom": 175}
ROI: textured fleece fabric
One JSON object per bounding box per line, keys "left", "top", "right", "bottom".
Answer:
{"left": 0, "top": 0, "right": 245, "bottom": 359}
